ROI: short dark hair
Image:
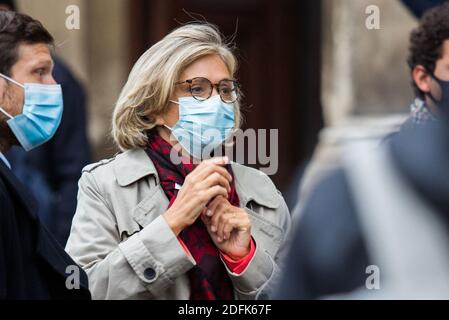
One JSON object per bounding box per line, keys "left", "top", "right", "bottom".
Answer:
{"left": 0, "top": 0, "right": 16, "bottom": 11}
{"left": 408, "top": 2, "right": 449, "bottom": 99}
{"left": 0, "top": 10, "right": 53, "bottom": 76}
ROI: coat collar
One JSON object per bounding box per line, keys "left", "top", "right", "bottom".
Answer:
{"left": 113, "top": 148, "right": 280, "bottom": 209}
{"left": 113, "top": 148, "right": 158, "bottom": 187}
{"left": 0, "top": 152, "right": 11, "bottom": 169}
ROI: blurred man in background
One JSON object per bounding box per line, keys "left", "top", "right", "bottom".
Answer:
{"left": 400, "top": 0, "right": 449, "bottom": 129}
{"left": 0, "top": 0, "right": 91, "bottom": 246}
{"left": 292, "top": 0, "right": 449, "bottom": 220}
{"left": 276, "top": 2, "right": 449, "bottom": 299}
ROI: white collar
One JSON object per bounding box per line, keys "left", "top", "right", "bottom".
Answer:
{"left": 0, "top": 152, "right": 11, "bottom": 169}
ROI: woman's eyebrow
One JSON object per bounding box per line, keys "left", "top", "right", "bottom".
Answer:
{"left": 215, "top": 78, "right": 234, "bottom": 83}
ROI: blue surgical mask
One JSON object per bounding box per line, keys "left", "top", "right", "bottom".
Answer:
{"left": 0, "top": 73, "right": 63, "bottom": 151}
{"left": 165, "top": 95, "right": 235, "bottom": 159}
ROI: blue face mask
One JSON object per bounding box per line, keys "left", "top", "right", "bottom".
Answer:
{"left": 0, "top": 73, "right": 63, "bottom": 151}
{"left": 166, "top": 95, "right": 235, "bottom": 159}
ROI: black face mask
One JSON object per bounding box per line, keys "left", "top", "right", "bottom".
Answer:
{"left": 428, "top": 73, "right": 449, "bottom": 111}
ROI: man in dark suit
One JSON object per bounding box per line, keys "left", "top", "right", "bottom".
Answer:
{"left": 0, "top": 10, "right": 90, "bottom": 299}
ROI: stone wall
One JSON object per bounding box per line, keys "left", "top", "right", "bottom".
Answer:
{"left": 322, "top": 0, "right": 418, "bottom": 127}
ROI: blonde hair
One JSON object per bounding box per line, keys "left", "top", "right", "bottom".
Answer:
{"left": 112, "top": 23, "right": 241, "bottom": 151}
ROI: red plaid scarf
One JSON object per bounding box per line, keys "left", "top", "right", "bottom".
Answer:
{"left": 145, "top": 133, "right": 237, "bottom": 300}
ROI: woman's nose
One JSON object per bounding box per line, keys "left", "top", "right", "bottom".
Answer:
{"left": 212, "top": 86, "right": 220, "bottom": 96}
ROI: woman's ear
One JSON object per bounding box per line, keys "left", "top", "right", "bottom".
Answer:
{"left": 413, "top": 65, "right": 432, "bottom": 94}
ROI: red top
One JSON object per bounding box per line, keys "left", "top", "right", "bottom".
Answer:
{"left": 178, "top": 237, "right": 256, "bottom": 274}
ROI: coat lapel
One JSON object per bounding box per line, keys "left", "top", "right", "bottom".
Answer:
{"left": 112, "top": 149, "right": 169, "bottom": 229}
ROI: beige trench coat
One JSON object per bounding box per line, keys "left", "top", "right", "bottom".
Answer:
{"left": 66, "top": 148, "right": 291, "bottom": 300}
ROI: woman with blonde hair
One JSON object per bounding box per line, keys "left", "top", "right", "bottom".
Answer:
{"left": 66, "top": 23, "right": 291, "bottom": 300}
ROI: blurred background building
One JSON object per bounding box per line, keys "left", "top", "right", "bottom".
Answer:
{"left": 15, "top": 0, "right": 419, "bottom": 207}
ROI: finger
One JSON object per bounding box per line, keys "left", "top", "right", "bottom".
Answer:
{"left": 200, "top": 213, "right": 211, "bottom": 226}
{"left": 217, "top": 212, "right": 236, "bottom": 242}
{"left": 202, "top": 186, "right": 228, "bottom": 207}
{"left": 203, "top": 156, "right": 229, "bottom": 166}
{"left": 197, "top": 156, "right": 231, "bottom": 178}
{"left": 210, "top": 202, "right": 228, "bottom": 233}
{"left": 220, "top": 210, "right": 250, "bottom": 234}
{"left": 196, "top": 164, "right": 232, "bottom": 183}
{"left": 222, "top": 218, "right": 238, "bottom": 241}
{"left": 206, "top": 196, "right": 227, "bottom": 217}
{"left": 217, "top": 212, "right": 234, "bottom": 241}
{"left": 202, "top": 172, "right": 231, "bottom": 193}
{"left": 193, "top": 157, "right": 229, "bottom": 179}
{"left": 233, "top": 214, "right": 251, "bottom": 232}
{"left": 186, "top": 157, "right": 228, "bottom": 181}
{"left": 201, "top": 207, "right": 213, "bottom": 225}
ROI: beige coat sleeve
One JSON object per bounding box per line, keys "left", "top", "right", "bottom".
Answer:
{"left": 65, "top": 171, "right": 195, "bottom": 300}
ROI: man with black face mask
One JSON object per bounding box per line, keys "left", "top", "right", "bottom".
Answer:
{"left": 274, "top": 2, "right": 449, "bottom": 299}
{"left": 405, "top": 2, "right": 449, "bottom": 125}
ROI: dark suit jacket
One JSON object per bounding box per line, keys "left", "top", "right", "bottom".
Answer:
{"left": 0, "top": 160, "right": 91, "bottom": 300}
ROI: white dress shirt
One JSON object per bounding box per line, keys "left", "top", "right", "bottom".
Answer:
{"left": 0, "top": 152, "right": 11, "bottom": 169}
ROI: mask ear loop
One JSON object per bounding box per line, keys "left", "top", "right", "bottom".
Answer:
{"left": 0, "top": 73, "right": 24, "bottom": 119}
{"left": 0, "top": 107, "right": 13, "bottom": 119}
{"left": 424, "top": 70, "right": 443, "bottom": 106}
{"left": 0, "top": 73, "right": 25, "bottom": 89}
{"left": 164, "top": 99, "right": 180, "bottom": 131}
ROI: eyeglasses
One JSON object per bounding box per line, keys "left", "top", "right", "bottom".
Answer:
{"left": 175, "top": 77, "right": 240, "bottom": 103}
